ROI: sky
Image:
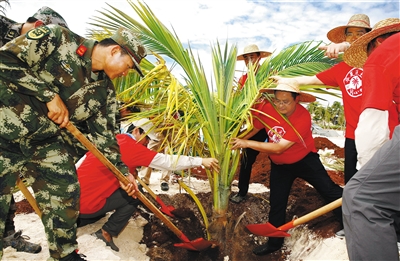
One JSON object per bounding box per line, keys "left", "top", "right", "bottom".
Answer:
{"left": 2, "top": 0, "right": 399, "bottom": 105}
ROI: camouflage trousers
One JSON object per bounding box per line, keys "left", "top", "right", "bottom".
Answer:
{"left": 0, "top": 90, "right": 80, "bottom": 260}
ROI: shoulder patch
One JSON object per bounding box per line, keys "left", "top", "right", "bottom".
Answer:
{"left": 26, "top": 26, "right": 51, "bottom": 40}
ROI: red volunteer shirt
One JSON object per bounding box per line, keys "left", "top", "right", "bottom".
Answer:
{"left": 77, "top": 134, "right": 157, "bottom": 214}
{"left": 238, "top": 73, "right": 267, "bottom": 113}
{"left": 316, "top": 62, "right": 363, "bottom": 139}
{"left": 253, "top": 103, "right": 316, "bottom": 164}
{"left": 360, "top": 33, "right": 400, "bottom": 133}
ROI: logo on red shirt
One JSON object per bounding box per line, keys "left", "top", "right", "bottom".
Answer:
{"left": 343, "top": 68, "right": 363, "bottom": 97}
{"left": 268, "top": 126, "right": 286, "bottom": 143}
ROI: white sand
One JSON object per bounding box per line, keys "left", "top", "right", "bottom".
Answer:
{"left": 3, "top": 174, "right": 350, "bottom": 261}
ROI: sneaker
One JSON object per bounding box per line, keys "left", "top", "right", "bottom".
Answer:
{"left": 92, "top": 229, "right": 119, "bottom": 252}
{"left": 161, "top": 182, "right": 169, "bottom": 191}
{"left": 3, "top": 230, "right": 41, "bottom": 253}
{"left": 59, "top": 251, "right": 87, "bottom": 261}
{"left": 230, "top": 193, "right": 246, "bottom": 204}
{"left": 335, "top": 229, "right": 345, "bottom": 237}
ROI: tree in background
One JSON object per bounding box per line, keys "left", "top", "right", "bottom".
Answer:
{"left": 308, "top": 101, "right": 345, "bottom": 130}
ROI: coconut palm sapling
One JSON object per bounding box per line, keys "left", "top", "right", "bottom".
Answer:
{"left": 88, "top": 0, "right": 341, "bottom": 246}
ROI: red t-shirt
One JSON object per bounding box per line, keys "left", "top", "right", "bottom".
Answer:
{"left": 360, "top": 33, "right": 400, "bottom": 133}
{"left": 253, "top": 103, "right": 317, "bottom": 164}
{"left": 77, "top": 134, "right": 157, "bottom": 214}
{"left": 238, "top": 73, "right": 267, "bottom": 113}
{"left": 316, "top": 62, "right": 363, "bottom": 139}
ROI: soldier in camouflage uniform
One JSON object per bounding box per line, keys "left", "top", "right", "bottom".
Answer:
{"left": 0, "top": 6, "right": 69, "bottom": 255}
{"left": 0, "top": 24, "right": 146, "bottom": 261}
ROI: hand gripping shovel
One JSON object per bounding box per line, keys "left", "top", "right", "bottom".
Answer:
{"left": 65, "top": 122, "right": 211, "bottom": 251}
{"left": 246, "top": 198, "right": 342, "bottom": 237}
{"left": 136, "top": 176, "right": 175, "bottom": 217}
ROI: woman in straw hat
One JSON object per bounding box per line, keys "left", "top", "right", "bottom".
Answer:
{"left": 231, "top": 81, "right": 343, "bottom": 256}
{"left": 319, "top": 14, "right": 372, "bottom": 58}
{"left": 271, "top": 16, "right": 371, "bottom": 230}
{"left": 342, "top": 19, "right": 400, "bottom": 261}
{"left": 230, "top": 44, "right": 272, "bottom": 204}
{"left": 345, "top": 18, "right": 400, "bottom": 168}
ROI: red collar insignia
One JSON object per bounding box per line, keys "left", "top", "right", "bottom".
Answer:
{"left": 76, "top": 45, "right": 87, "bottom": 56}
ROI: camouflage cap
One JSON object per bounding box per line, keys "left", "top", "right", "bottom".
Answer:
{"left": 31, "top": 6, "right": 69, "bottom": 29}
{"left": 111, "top": 27, "right": 147, "bottom": 77}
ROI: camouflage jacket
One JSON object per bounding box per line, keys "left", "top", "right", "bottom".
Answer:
{"left": 0, "top": 15, "right": 23, "bottom": 47}
{"left": 0, "top": 24, "right": 128, "bottom": 174}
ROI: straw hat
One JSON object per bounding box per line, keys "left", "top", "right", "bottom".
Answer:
{"left": 327, "top": 14, "right": 371, "bottom": 43}
{"left": 343, "top": 18, "right": 400, "bottom": 68}
{"left": 237, "top": 44, "right": 272, "bottom": 61}
{"left": 261, "top": 80, "right": 316, "bottom": 103}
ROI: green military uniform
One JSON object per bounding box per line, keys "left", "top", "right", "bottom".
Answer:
{"left": 0, "top": 7, "right": 70, "bottom": 256}
{"left": 0, "top": 24, "right": 144, "bottom": 260}
{"left": 0, "top": 15, "right": 20, "bottom": 47}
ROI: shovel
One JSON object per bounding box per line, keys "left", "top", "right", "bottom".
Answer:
{"left": 16, "top": 177, "right": 42, "bottom": 217}
{"left": 65, "top": 122, "right": 212, "bottom": 251}
{"left": 135, "top": 176, "right": 175, "bottom": 217}
{"left": 246, "top": 198, "right": 342, "bottom": 237}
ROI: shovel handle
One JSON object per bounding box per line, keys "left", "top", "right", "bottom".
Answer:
{"left": 279, "top": 198, "right": 342, "bottom": 231}
{"left": 65, "top": 122, "right": 189, "bottom": 242}
{"left": 136, "top": 176, "right": 158, "bottom": 199}
{"left": 16, "top": 177, "right": 42, "bottom": 218}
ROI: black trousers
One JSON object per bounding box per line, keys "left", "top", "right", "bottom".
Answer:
{"left": 267, "top": 152, "right": 343, "bottom": 248}
{"left": 237, "top": 128, "right": 268, "bottom": 196}
{"left": 344, "top": 138, "right": 358, "bottom": 184}
{"left": 78, "top": 188, "right": 139, "bottom": 236}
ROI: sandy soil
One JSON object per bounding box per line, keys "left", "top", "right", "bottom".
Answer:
{"left": 11, "top": 136, "right": 346, "bottom": 261}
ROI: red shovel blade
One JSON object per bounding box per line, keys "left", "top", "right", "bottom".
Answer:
{"left": 246, "top": 222, "right": 291, "bottom": 237}
{"left": 155, "top": 197, "right": 175, "bottom": 217}
{"left": 174, "top": 237, "right": 212, "bottom": 251}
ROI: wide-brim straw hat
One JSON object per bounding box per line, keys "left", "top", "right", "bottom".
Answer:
{"left": 327, "top": 14, "right": 371, "bottom": 43}
{"left": 343, "top": 18, "right": 400, "bottom": 68}
{"left": 237, "top": 44, "right": 272, "bottom": 61}
{"left": 262, "top": 80, "right": 316, "bottom": 103}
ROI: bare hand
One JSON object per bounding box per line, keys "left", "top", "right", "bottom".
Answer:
{"left": 318, "top": 42, "right": 349, "bottom": 59}
{"left": 269, "top": 75, "right": 294, "bottom": 85}
{"left": 120, "top": 173, "right": 139, "bottom": 198}
{"left": 269, "top": 75, "right": 285, "bottom": 83}
{"left": 230, "top": 138, "right": 248, "bottom": 150}
{"left": 46, "top": 94, "right": 69, "bottom": 128}
{"left": 201, "top": 158, "right": 220, "bottom": 173}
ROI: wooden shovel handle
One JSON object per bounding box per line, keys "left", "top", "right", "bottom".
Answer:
{"left": 135, "top": 176, "right": 158, "bottom": 199}
{"left": 16, "top": 177, "right": 42, "bottom": 218}
{"left": 291, "top": 198, "right": 342, "bottom": 228}
{"left": 65, "top": 122, "right": 188, "bottom": 242}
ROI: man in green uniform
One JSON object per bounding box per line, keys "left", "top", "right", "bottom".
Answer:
{"left": 0, "top": 24, "right": 146, "bottom": 261}
{"left": 0, "top": 6, "right": 68, "bottom": 254}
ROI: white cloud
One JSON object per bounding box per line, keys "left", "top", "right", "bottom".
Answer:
{"left": 2, "top": 0, "right": 399, "bottom": 105}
